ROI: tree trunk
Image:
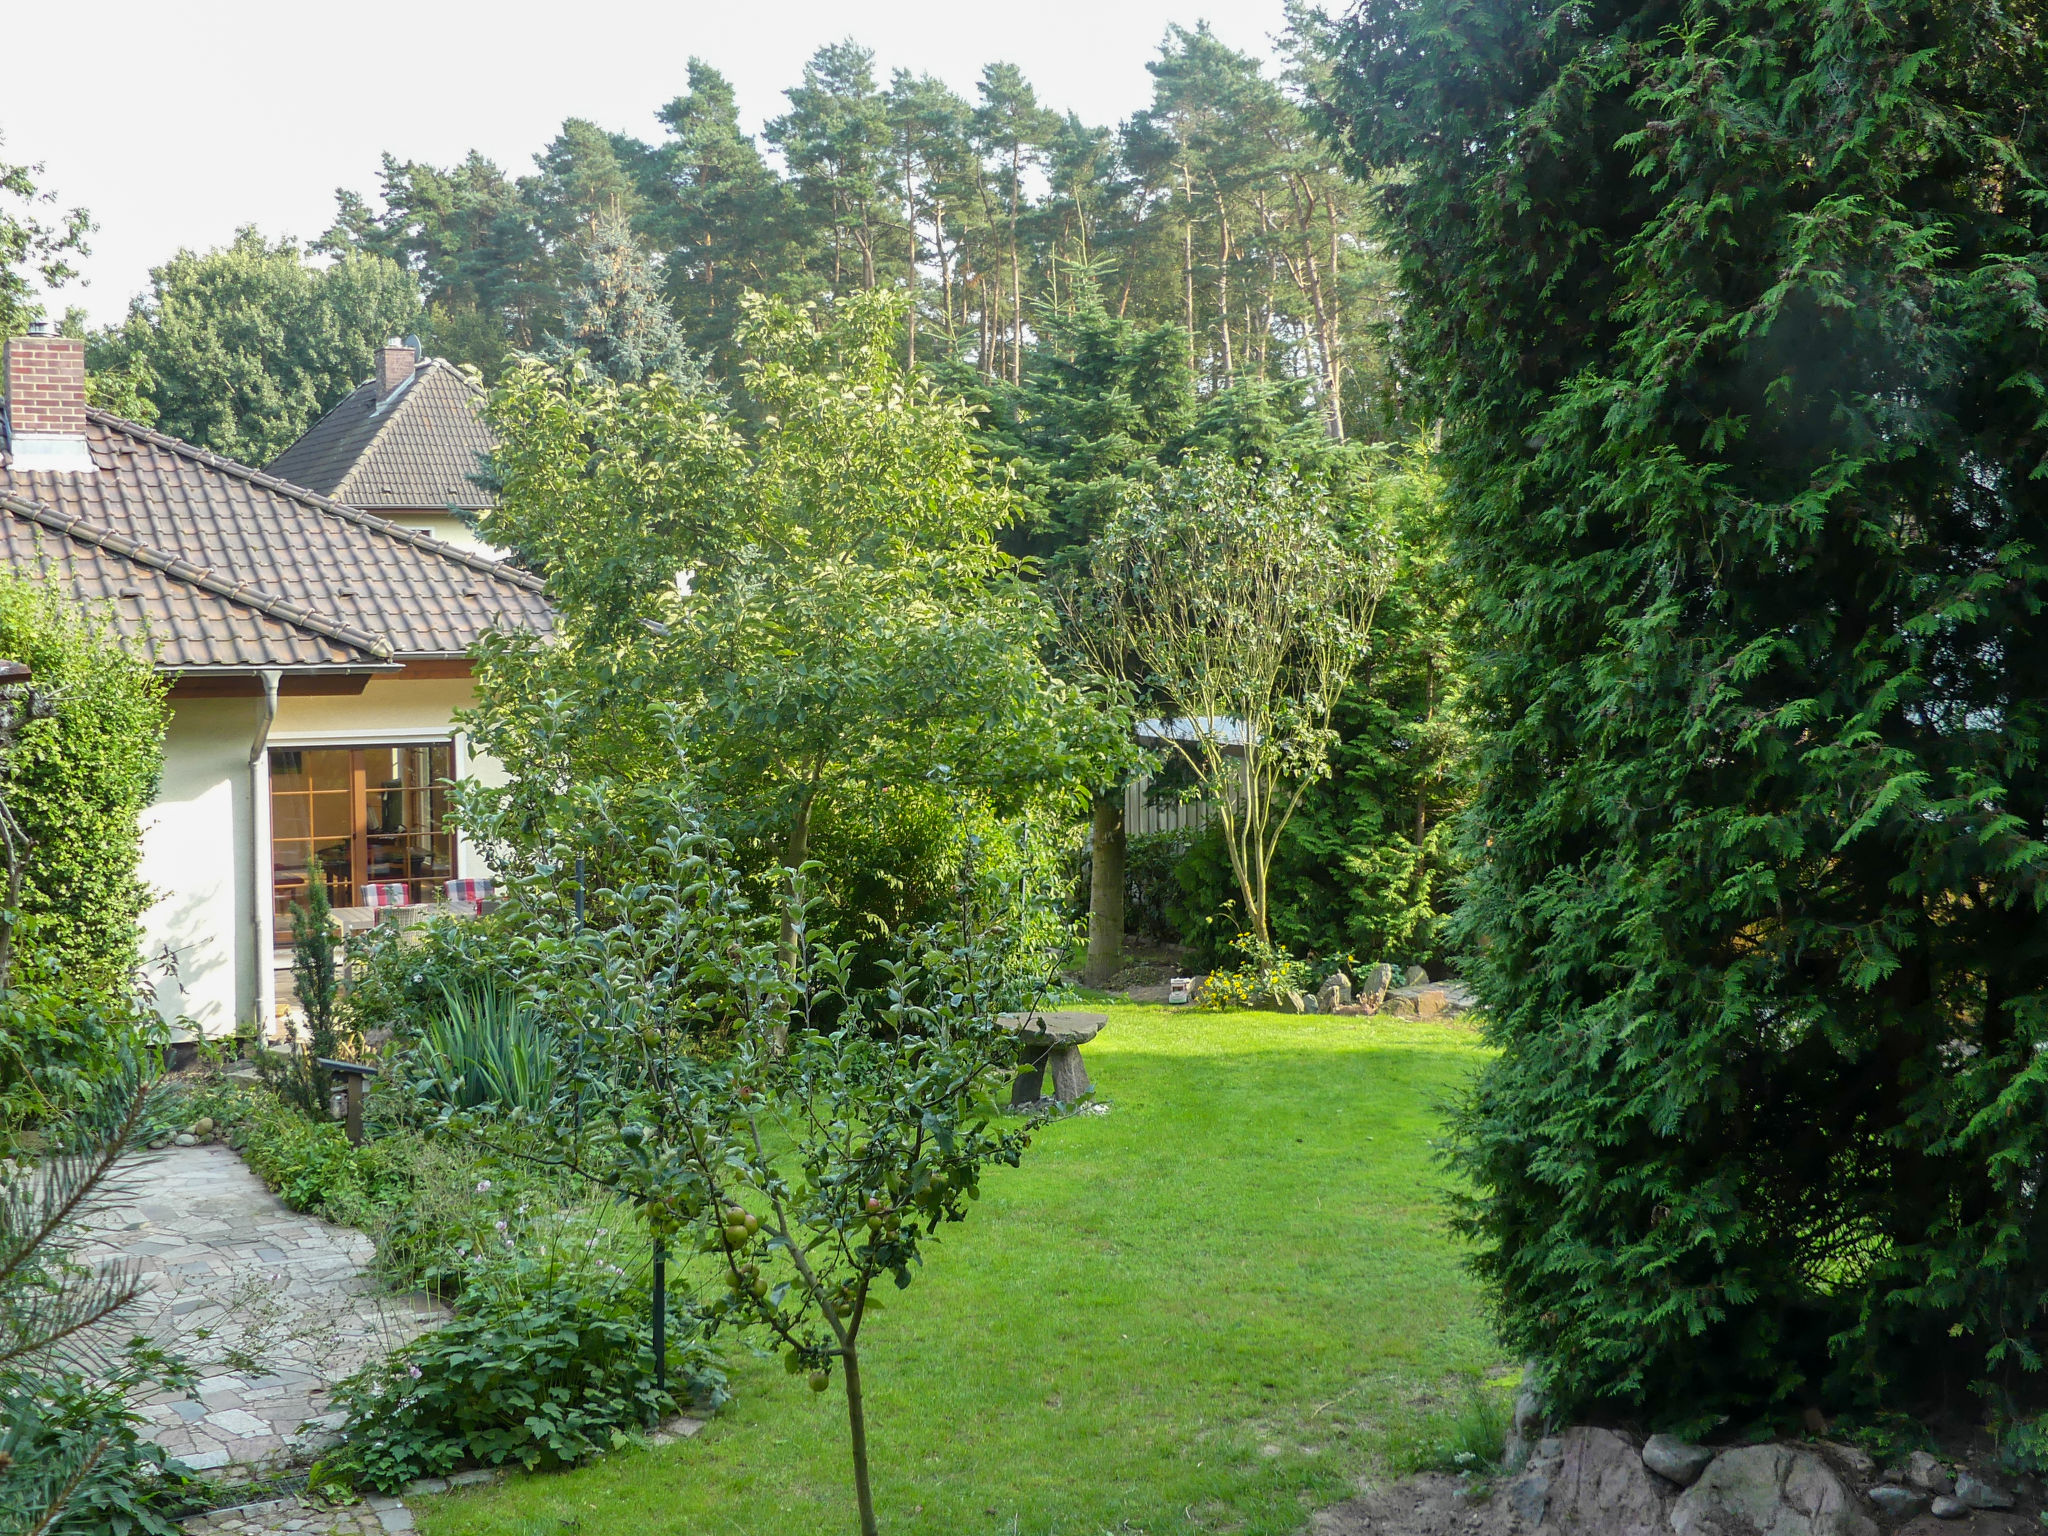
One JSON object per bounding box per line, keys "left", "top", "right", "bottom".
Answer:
{"left": 843, "top": 1342, "right": 879, "bottom": 1536}
{"left": 1182, "top": 161, "right": 1197, "bottom": 377}
{"left": 1084, "top": 789, "right": 1127, "bottom": 987}
{"left": 779, "top": 787, "right": 818, "bottom": 963}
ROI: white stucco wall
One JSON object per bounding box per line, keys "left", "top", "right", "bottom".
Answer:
{"left": 378, "top": 511, "right": 504, "bottom": 559}
{"left": 144, "top": 675, "right": 505, "bottom": 1037}
{"left": 140, "top": 696, "right": 261, "bottom": 1038}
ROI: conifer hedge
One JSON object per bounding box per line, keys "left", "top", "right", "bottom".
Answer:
{"left": 1321, "top": 0, "right": 2048, "bottom": 1419}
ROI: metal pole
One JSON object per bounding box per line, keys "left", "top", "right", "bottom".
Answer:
{"left": 573, "top": 854, "right": 585, "bottom": 930}
{"left": 652, "top": 1236, "right": 668, "bottom": 1400}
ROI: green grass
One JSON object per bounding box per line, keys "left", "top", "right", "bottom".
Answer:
{"left": 415, "top": 1004, "right": 1499, "bottom": 1536}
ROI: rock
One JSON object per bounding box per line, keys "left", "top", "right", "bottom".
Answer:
{"left": 1870, "top": 1487, "right": 1926, "bottom": 1519}
{"left": 1545, "top": 1427, "right": 1670, "bottom": 1536}
{"left": 1906, "top": 1454, "right": 1954, "bottom": 1496}
{"left": 1507, "top": 1471, "right": 1550, "bottom": 1525}
{"left": 1930, "top": 1497, "right": 1967, "bottom": 1520}
{"left": 1357, "top": 963, "right": 1396, "bottom": 1011}
{"left": 1385, "top": 984, "right": 1451, "bottom": 1019}
{"left": 1671, "top": 1444, "right": 1878, "bottom": 1536}
{"left": 1513, "top": 1381, "right": 1544, "bottom": 1437}
{"left": 147, "top": 1136, "right": 170, "bottom": 1150}
{"left": 1644, "top": 1434, "right": 1715, "bottom": 1488}
{"left": 1284, "top": 990, "right": 1307, "bottom": 1014}
{"left": 191, "top": 1117, "right": 216, "bottom": 1138}
{"left": 1821, "top": 1442, "right": 1876, "bottom": 1481}
{"left": 172, "top": 1133, "right": 197, "bottom": 1147}
{"left": 1955, "top": 1473, "right": 2013, "bottom": 1512}
{"left": 1404, "top": 964, "right": 1431, "bottom": 986}
{"left": 1317, "top": 973, "right": 1354, "bottom": 1012}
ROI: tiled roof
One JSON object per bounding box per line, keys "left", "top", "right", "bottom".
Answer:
{"left": 0, "top": 411, "right": 552, "bottom": 672}
{"left": 266, "top": 359, "right": 496, "bottom": 511}
{"left": 0, "top": 492, "right": 375, "bottom": 670}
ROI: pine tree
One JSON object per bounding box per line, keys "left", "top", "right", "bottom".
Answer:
{"left": 1323, "top": 0, "right": 2048, "bottom": 1419}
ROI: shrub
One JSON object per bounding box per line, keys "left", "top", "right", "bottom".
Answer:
{"left": 322, "top": 1216, "right": 717, "bottom": 1491}
{"left": 0, "top": 576, "right": 167, "bottom": 1000}
{"left": 1321, "top": 0, "right": 2048, "bottom": 1419}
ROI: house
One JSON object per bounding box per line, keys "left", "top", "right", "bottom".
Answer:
{"left": 265, "top": 337, "right": 499, "bottom": 552}
{"left": 0, "top": 324, "right": 552, "bottom": 1037}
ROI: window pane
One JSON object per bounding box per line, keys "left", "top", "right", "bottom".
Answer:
{"left": 273, "top": 840, "right": 309, "bottom": 875}
{"left": 271, "top": 750, "right": 308, "bottom": 792}
{"left": 312, "top": 793, "right": 352, "bottom": 839}
{"left": 272, "top": 796, "right": 310, "bottom": 840}
{"left": 305, "top": 749, "right": 351, "bottom": 793}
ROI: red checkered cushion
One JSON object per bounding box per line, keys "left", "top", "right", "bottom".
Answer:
{"left": 362, "top": 882, "right": 411, "bottom": 909}
{"left": 444, "top": 877, "right": 493, "bottom": 903}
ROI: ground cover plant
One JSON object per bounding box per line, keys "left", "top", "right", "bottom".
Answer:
{"left": 408, "top": 1002, "right": 1497, "bottom": 1536}
{"left": 1319, "top": 0, "right": 2048, "bottom": 1427}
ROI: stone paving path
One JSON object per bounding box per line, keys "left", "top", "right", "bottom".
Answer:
{"left": 78, "top": 1142, "right": 448, "bottom": 1477}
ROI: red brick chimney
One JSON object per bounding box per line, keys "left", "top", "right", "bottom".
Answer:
{"left": 375, "top": 338, "right": 417, "bottom": 402}
{"left": 4, "top": 323, "right": 93, "bottom": 473}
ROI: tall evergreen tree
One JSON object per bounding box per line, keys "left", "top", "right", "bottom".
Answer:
{"left": 548, "top": 210, "right": 703, "bottom": 386}
{"left": 1324, "top": 0, "right": 2048, "bottom": 1420}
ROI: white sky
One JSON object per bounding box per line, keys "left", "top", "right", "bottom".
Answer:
{"left": 8, "top": 0, "right": 1300, "bottom": 327}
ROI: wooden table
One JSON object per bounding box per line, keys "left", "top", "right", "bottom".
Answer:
{"left": 999, "top": 1010, "right": 1108, "bottom": 1107}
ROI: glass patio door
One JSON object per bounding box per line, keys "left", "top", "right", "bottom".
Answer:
{"left": 269, "top": 742, "right": 454, "bottom": 937}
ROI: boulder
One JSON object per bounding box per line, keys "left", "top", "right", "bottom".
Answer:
{"left": 1544, "top": 1427, "right": 1671, "bottom": 1536}
{"left": 1357, "top": 963, "right": 1396, "bottom": 1011}
{"left": 1929, "top": 1497, "right": 1967, "bottom": 1520}
{"left": 1317, "top": 973, "right": 1354, "bottom": 1012}
{"left": 1403, "top": 964, "right": 1431, "bottom": 986}
{"left": 1822, "top": 1443, "right": 1877, "bottom": 1481}
{"left": 1267, "top": 990, "right": 1307, "bottom": 1015}
{"left": 172, "top": 1133, "right": 197, "bottom": 1147}
{"left": 1906, "top": 1454, "right": 1953, "bottom": 1496}
{"left": 1955, "top": 1473, "right": 2013, "bottom": 1512}
{"left": 1507, "top": 1471, "right": 1551, "bottom": 1525}
{"left": 1385, "top": 984, "right": 1451, "bottom": 1019}
{"left": 1671, "top": 1444, "right": 1878, "bottom": 1536}
{"left": 1870, "top": 1487, "right": 1927, "bottom": 1520}
{"left": 1643, "top": 1434, "right": 1715, "bottom": 1488}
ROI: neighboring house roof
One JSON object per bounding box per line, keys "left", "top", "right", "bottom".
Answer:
{"left": 266, "top": 358, "right": 496, "bottom": 511}
{"left": 0, "top": 410, "right": 551, "bottom": 673}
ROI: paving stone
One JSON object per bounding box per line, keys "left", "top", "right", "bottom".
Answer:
{"left": 78, "top": 1143, "right": 449, "bottom": 1479}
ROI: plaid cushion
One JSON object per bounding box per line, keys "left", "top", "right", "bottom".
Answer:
{"left": 444, "top": 877, "right": 493, "bottom": 902}
{"left": 362, "top": 882, "right": 412, "bottom": 909}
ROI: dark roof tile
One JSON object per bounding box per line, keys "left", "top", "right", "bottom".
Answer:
{"left": 266, "top": 359, "right": 497, "bottom": 511}
{"left": 0, "top": 412, "right": 551, "bottom": 672}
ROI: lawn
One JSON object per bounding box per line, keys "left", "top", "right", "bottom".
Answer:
{"left": 415, "top": 1003, "right": 1499, "bottom": 1536}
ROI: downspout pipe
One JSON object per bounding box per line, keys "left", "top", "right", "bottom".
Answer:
{"left": 250, "top": 670, "right": 281, "bottom": 1037}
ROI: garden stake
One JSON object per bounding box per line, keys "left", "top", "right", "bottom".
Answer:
{"left": 652, "top": 1236, "right": 667, "bottom": 1399}
{"left": 573, "top": 854, "right": 585, "bottom": 930}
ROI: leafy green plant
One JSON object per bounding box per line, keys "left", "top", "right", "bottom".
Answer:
{"left": 323, "top": 1213, "right": 717, "bottom": 1491}
{"left": 1197, "top": 933, "right": 1318, "bottom": 1011}
{"left": 0, "top": 574, "right": 168, "bottom": 1007}
{"left": 412, "top": 983, "right": 554, "bottom": 1116}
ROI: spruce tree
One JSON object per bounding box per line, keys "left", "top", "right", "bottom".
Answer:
{"left": 550, "top": 210, "right": 704, "bottom": 386}
{"left": 1322, "top": 0, "right": 2048, "bottom": 1419}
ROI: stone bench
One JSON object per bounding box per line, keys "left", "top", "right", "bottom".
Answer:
{"left": 998, "top": 1010, "right": 1107, "bottom": 1107}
